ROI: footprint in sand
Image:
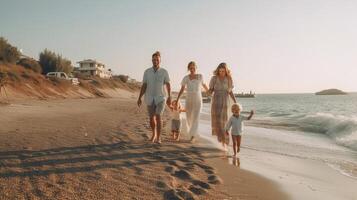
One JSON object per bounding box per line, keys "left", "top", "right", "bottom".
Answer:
{"left": 167, "top": 160, "right": 178, "bottom": 166}
{"left": 188, "top": 185, "right": 207, "bottom": 195}
{"left": 165, "top": 166, "right": 176, "bottom": 174}
{"left": 177, "top": 156, "right": 191, "bottom": 163}
{"left": 152, "top": 154, "right": 164, "bottom": 160}
{"left": 176, "top": 189, "right": 195, "bottom": 200}
{"left": 195, "top": 163, "right": 214, "bottom": 171}
{"left": 163, "top": 189, "right": 183, "bottom": 200}
{"left": 207, "top": 175, "right": 222, "bottom": 185}
{"left": 183, "top": 162, "right": 195, "bottom": 171}
{"left": 156, "top": 181, "right": 170, "bottom": 190}
{"left": 192, "top": 180, "right": 211, "bottom": 189}
{"left": 137, "top": 158, "right": 151, "bottom": 165}
{"left": 204, "top": 169, "right": 215, "bottom": 175}
{"left": 123, "top": 161, "right": 133, "bottom": 167}
{"left": 164, "top": 188, "right": 196, "bottom": 200}
{"left": 174, "top": 169, "right": 193, "bottom": 180}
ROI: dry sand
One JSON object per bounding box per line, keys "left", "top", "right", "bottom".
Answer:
{"left": 0, "top": 93, "right": 288, "bottom": 200}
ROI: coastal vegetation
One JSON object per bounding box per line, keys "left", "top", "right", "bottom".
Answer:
{"left": 0, "top": 36, "right": 138, "bottom": 100}
{"left": 0, "top": 37, "right": 21, "bottom": 64}
{"left": 39, "top": 49, "right": 73, "bottom": 74}
{"left": 17, "top": 57, "right": 42, "bottom": 73}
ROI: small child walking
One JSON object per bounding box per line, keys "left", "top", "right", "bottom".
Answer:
{"left": 169, "top": 100, "right": 185, "bottom": 141}
{"left": 225, "top": 103, "right": 254, "bottom": 157}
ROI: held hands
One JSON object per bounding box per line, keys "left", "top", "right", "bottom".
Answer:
{"left": 225, "top": 131, "right": 229, "bottom": 136}
{"left": 137, "top": 98, "right": 142, "bottom": 107}
{"left": 166, "top": 96, "right": 172, "bottom": 106}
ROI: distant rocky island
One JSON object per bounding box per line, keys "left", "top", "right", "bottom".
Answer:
{"left": 315, "top": 89, "right": 347, "bottom": 95}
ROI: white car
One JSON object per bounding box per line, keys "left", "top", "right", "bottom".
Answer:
{"left": 46, "top": 72, "right": 79, "bottom": 85}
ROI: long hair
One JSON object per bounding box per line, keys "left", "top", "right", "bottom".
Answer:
{"left": 213, "top": 62, "right": 233, "bottom": 87}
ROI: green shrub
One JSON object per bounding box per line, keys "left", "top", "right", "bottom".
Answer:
{"left": 17, "top": 58, "right": 42, "bottom": 73}
{"left": 0, "top": 37, "right": 20, "bottom": 64}
{"left": 39, "top": 49, "right": 73, "bottom": 74}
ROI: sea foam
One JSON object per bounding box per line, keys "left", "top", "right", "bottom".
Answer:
{"left": 295, "top": 113, "right": 357, "bottom": 150}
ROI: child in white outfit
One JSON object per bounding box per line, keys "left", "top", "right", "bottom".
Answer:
{"left": 225, "top": 103, "right": 254, "bottom": 157}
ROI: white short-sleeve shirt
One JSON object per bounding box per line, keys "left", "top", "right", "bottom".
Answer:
{"left": 225, "top": 114, "right": 248, "bottom": 135}
{"left": 143, "top": 67, "right": 170, "bottom": 105}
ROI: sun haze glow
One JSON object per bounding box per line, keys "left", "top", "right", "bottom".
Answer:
{"left": 1, "top": 0, "right": 356, "bottom": 93}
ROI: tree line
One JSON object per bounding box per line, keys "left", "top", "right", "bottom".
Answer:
{"left": 0, "top": 37, "right": 73, "bottom": 74}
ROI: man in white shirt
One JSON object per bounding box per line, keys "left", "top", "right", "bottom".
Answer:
{"left": 137, "top": 51, "right": 171, "bottom": 143}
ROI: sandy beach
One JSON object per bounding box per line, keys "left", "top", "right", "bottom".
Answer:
{"left": 0, "top": 92, "right": 288, "bottom": 200}
{"left": 2, "top": 1, "right": 357, "bottom": 199}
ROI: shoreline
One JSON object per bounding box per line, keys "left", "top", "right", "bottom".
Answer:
{"left": 194, "top": 136, "right": 290, "bottom": 200}
{"left": 197, "top": 119, "right": 357, "bottom": 200}
{"left": 0, "top": 95, "right": 289, "bottom": 199}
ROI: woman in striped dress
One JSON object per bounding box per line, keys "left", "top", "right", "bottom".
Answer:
{"left": 209, "top": 63, "right": 237, "bottom": 149}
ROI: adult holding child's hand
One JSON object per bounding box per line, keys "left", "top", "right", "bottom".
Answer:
{"left": 176, "top": 61, "right": 209, "bottom": 142}
{"left": 137, "top": 51, "right": 171, "bottom": 144}
{"left": 166, "top": 96, "right": 172, "bottom": 107}
{"left": 209, "top": 63, "right": 237, "bottom": 150}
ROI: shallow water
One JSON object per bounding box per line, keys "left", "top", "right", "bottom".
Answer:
{"left": 202, "top": 93, "right": 357, "bottom": 151}
{"left": 197, "top": 93, "right": 357, "bottom": 179}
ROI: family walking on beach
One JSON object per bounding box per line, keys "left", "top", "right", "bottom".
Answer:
{"left": 137, "top": 51, "right": 254, "bottom": 156}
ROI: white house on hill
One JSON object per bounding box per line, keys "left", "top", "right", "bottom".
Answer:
{"left": 77, "top": 59, "right": 112, "bottom": 79}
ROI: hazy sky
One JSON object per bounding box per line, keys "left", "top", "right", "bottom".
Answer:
{"left": 1, "top": 0, "right": 356, "bottom": 93}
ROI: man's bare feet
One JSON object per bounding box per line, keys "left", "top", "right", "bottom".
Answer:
{"left": 175, "top": 136, "right": 180, "bottom": 142}
{"left": 156, "top": 139, "right": 162, "bottom": 144}
{"left": 150, "top": 135, "right": 156, "bottom": 143}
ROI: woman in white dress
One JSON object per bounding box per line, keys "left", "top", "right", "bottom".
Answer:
{"left": 176, "top": 61, "right": 209, "bottom": 142}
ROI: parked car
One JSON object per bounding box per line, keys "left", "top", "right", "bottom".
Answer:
{"left": 46, "top": 72, "right": 79, "bottom": 85}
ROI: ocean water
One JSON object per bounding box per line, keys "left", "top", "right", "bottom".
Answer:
{"left": 198, "top": 93, "right": 357, "bottom": 179}
{"left": 201, "top": 93, "right": 357, "bottom": 151}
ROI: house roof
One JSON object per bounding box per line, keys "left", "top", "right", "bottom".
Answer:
{"left": 77, "top": 59, "right": 104, "bottom": 66}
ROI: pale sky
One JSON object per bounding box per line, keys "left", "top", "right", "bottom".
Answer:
{"left": 1, "top": 0, "right": 356, "bottom": 93}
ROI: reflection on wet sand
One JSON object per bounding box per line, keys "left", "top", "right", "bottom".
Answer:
{"left": 232, "top": 157, "right": 240, "bottom": 167}
{"left": 222, "top": 156, "right": 240, "bottom": 167}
